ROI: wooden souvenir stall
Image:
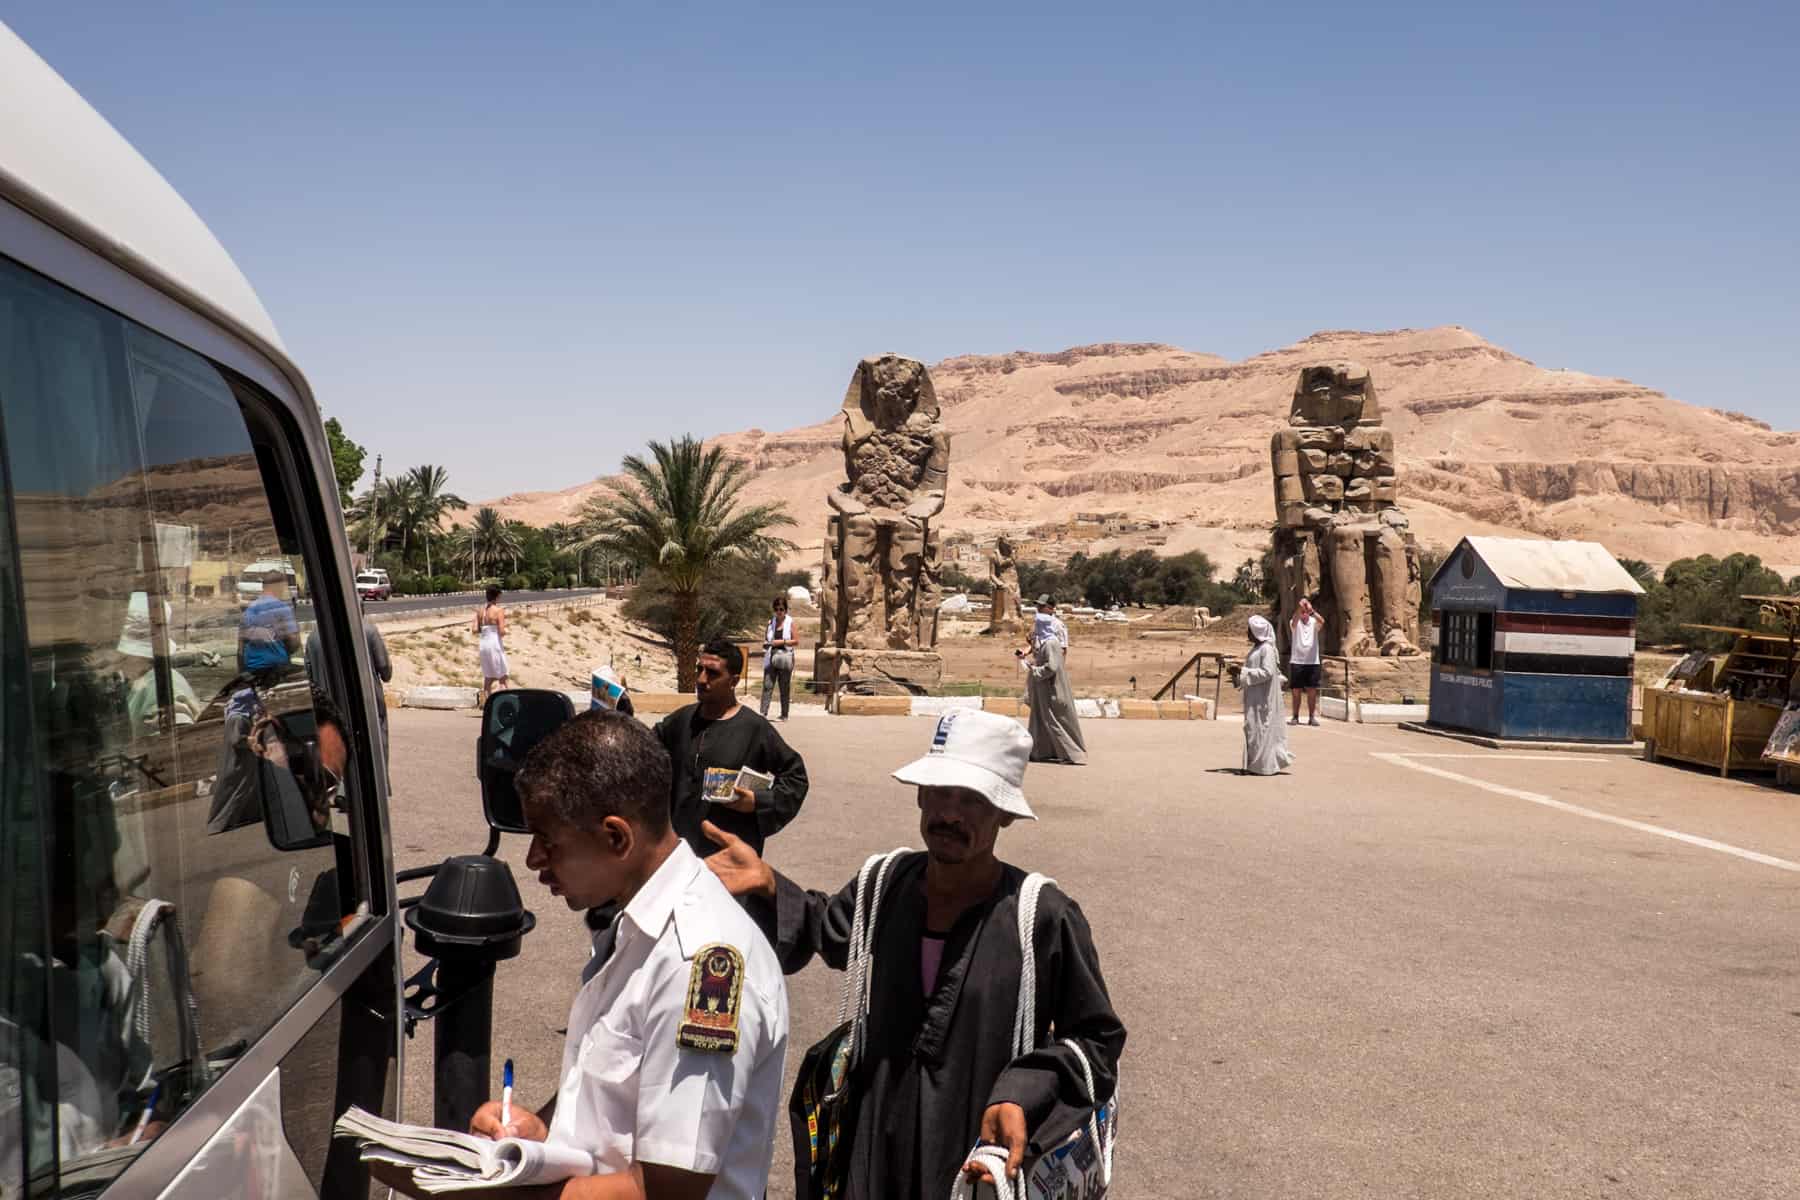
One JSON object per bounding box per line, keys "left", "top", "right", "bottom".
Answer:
{"left": 1642, "top": 596, "right": 1799, "bottom": 778}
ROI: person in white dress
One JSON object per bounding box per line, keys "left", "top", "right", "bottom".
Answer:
{"left": 1231, "top": 615, "right": 1295, "bottom": 776}
{"left": 475, "top": 584, "right": 510, "bottom": 700}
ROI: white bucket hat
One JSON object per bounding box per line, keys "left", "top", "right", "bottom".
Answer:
{"left": 892, "top": 709, "right": 1035, "bottom": 820}
{"left": 117, "top": 591, "right": 179, "bottom": 659}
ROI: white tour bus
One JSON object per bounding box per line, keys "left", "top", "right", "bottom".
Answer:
{"left": 1, "top": 23, "right": 403, "bottom": 1198}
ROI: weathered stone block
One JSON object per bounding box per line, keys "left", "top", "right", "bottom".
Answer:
{"left": 1371, "top": 480, "right": 1399, "bottom": 504}
{"left": 981, "top": 696, "right": 1031, "bottom": 720}
{"left": 1345, "top": 426, "right": 1394, "bottom": 454}
{"left": 1303, "top": 473, "right": 1345, "bottom": 502}
{"left": 814, "top": 647, "right": 944, "bottom": 694}
{"left": 1296, "top": 428, "right": 1344, "bottom": 450}
{"left": 1271, "top": 446, "right": 1300, "bottom": 476}
{"left": 1351, "top": 452, "right": 1380, "bottom": 476}
{"left": 1275, "top": 474, "right": 1304, "bottom": 503}
{"left": 1154, "top": 699, "right": 1209, "bottom": 720}
{"left": 836, "top": 695, "right": 913, "bottom": 716}
{"left": 1299, "top": 448, "right": 1330, "bottom": 472}
{"left": 1345, "top": 478, "right": 1374, "bottom": 500}
{"left": 1327, "top": 451, "right": 1355, "bottom": 477}
{"left": 1291, "top": 362, "right": 1381, "bottom": 426}
{"left": 1278, "top": 501, "right": 1308, "bottom": 528}
{"left": 1271, "top": 429, "right": 1300, "bottom": 454}
{"left": 1116, "top": 699, "right": 1161, "bottom": 720}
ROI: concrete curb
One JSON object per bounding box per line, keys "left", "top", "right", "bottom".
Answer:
{"left": 404, "top": 686, "right": 479, "bottom": 710}
{"left": 1397, "top": 721, "right": 1644, "bottom": 755}
{"left": 1359, "top": 702, "right": 1429, "bottom": 725}
{"left": 1315, "top": 698, "right": 1430, "bottom": 725}
{"left": 832, "top": 695, "right": 1216, "bottom": 720}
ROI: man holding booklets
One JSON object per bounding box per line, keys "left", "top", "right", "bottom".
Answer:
{"left": 654, "top": 637, "right": 808, "bottom": 859}
{"left": 365, "top": 712, "right": 789, "bottom": 1198}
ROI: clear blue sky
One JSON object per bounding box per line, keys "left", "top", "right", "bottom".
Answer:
{"left": 9, "top": 2, "right": 1797, "bottom": 501}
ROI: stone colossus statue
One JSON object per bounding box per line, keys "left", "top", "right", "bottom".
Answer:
{"left": 1269, "top": 362, "right": 1422, "bottom": 658}
{"left": 818, "top": 354, "right": 949, "bottom": 654}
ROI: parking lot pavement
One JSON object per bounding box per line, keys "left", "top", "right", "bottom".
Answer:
{"left": 387, "top": 708, "right": 1800, "bottom": 1198}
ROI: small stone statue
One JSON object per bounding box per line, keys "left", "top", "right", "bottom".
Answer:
{"left": 987, "top": 534, "right": 1023, "bottom": 633}
{"left": 1269, "top": 362, "right": 1422, "bottom": 658}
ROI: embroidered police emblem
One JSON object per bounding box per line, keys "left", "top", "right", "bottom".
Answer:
{"left": 677, "top": 943, "right": 745, "bottom": 1053}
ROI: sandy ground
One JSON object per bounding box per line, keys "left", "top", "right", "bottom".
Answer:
{"left": 385, "top": 600, "right": 1670, "bottom": 716}
{"left": 383, "top": 598, "right": 678, "bottom": 695}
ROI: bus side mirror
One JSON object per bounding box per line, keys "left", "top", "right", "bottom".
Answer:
{"left": 478, "top": 689, "right": 575, "bottom": 835}
{"left": 257, "top": 704, "right": 336, "bottom": 852}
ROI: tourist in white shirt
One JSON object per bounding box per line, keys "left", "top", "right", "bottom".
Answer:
{"left": 406, "top": 713, "right": 789, "bottom": 1200}
{"left": 1289, "top": 596, "right": 1325, "bottom": 727}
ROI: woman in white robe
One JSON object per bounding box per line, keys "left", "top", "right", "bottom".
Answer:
{"left": 1232, "top": 614, "right": 1294, "bottom": 775}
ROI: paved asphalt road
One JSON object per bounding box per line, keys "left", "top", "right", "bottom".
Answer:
{"left": 384, "top": 709, "right": 1800, "bottom": 1198}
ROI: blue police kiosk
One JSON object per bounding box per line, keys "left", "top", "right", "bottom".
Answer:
{"left": 1428, "top": 537, "right": 1645, "bottom": 743}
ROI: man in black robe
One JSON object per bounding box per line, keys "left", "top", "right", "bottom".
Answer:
{"left": 703, "top": 708, "right": 1125, "bottom": 1198}
{"left": 655, "top": 637, "right": 808, "bottom": 859}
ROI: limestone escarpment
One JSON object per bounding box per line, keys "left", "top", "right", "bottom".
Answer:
{"left": 481, "top": 326, "right": 1800, "bottom": 571}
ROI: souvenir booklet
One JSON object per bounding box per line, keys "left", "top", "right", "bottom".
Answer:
{"left": 333, "top": 1106, "right": 592, "bottom": 1193}
{"left": 703, "top": 765, "right": 775, "bottom": 803}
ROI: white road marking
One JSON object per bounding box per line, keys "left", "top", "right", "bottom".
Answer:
{"left": 1373, "top": 752, "right": 1800, "bottom": 874}
{"left": 1400, "top": 753, "right": 1609, "bottom": 762}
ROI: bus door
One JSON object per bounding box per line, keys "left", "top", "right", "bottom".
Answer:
{"left": 0, "top": 251, "right": 399, "bottom": 1198}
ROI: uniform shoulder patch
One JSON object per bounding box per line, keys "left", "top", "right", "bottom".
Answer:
{"left": 677, "top": 943, "right": 745, "bottom": 1054}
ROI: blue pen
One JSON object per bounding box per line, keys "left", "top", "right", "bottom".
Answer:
{"left": 129, "top": 1082, "right": 162, "bottom": 1146}
{"left": 501, "top": 1059, "right": 513, "bottom": 1129}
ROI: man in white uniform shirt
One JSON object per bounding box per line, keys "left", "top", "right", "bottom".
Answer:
{"left": 1289, "top": 595, "right": 1325, "bottom": 727}
{"left": 453, "top": 712, "right": 788, "bottom": 1200}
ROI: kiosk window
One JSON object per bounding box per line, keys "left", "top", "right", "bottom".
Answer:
{"left": 1440, "top": 610, "right": 1494, "bottom": 670}
{"left": 0, "top": 254, "right": 368, "bottom": 1187}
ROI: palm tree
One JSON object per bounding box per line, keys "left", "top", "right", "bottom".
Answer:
{"left": 405, "top": 465, "right": 467, "bottom": 578}
{"left": 371, "top": 475, "right": 420, "bottom": 567}
{"left": 579, "top": 435, "right": 795, "bottom": 691}
{"left": 458, "top": 507, "right": 523, "bottom": 584}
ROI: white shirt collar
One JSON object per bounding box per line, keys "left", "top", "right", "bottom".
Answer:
{"left": 619, "top": 839, "right": 701, "bottom": 945}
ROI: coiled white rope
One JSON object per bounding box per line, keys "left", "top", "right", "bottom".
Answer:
{"left": 839, "top": 848, "right": 907, "bottom": 1064}
{"left": 124, "top": 899, "right": 203, "bottom": 1081}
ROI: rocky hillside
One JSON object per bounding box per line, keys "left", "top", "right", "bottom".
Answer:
{"left": 483, "top": 327, "right": 1800, "bottom": 574}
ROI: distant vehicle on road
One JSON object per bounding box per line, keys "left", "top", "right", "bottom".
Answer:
{"left": 356, "top": 570, "right": 392, "bottom": 600}
{"left": 236, "top": 558, "right": 301, "bottom": 605}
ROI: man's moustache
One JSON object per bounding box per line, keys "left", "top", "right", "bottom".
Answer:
{"left": 927, "top": 824, "right": 969, "bottom": 842}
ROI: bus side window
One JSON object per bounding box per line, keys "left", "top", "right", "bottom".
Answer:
{"left": 0, "top": 254, "right": 370, "bottom": 1191}
{"left": 0, "top": 345, "right": 54, "bottom": 1196}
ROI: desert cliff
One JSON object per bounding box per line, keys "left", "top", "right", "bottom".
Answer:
{"left": 482, "top": 327, "right": 1800, "bottom": 573}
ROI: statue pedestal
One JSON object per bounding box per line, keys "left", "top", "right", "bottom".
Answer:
{"left": 815, "top": 647, "right": 944, "bottom": 697}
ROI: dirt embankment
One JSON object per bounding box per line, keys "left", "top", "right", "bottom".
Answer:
{"left": 385, "top": 599, "right": 677, "bottom": 695}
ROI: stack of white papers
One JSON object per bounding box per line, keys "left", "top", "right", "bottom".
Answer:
{"left": 333, "top": 1106, "right": 593, "bottom": 1193}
